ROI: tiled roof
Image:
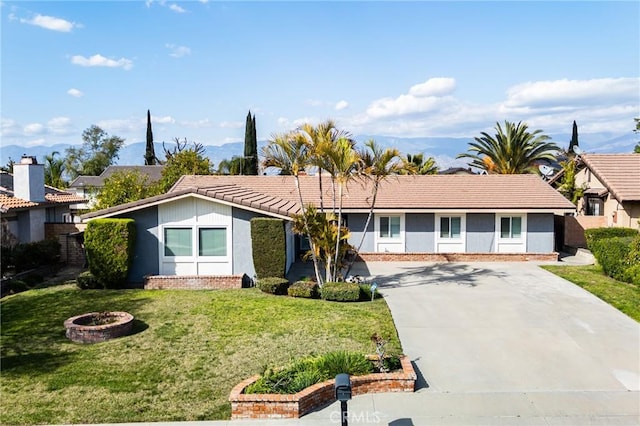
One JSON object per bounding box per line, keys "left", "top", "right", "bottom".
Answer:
{"left": 83, "top": 174, "right": 575, "bottom": 220}
{"left": 69, "top": 165, "right": 164, "bottom": 188}
{"left": 0, "top": 171, "right": 86, "bottom": 211}
{"left": 581, "top": 154, "right": 640, "bottom": 202}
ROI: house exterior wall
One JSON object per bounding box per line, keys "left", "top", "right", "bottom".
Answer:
{"left": 121, "top": 206, "right": 160, "bottom": 283}
{"left": 526, "top": 213, "right": 554, "bottom": 253}
{"left": 347, "top": 213, "right": 374, "bottom": 252}
{"left": 232, "top": 207, "right": 261, "bottom": 278}
{"left": 17, "top": 209, "right": 45, "bottom": 243}
{"left": 466, "top": 213, "right": 495, "bottom": 252}
{"left": 405, "top": 213, "right": 434, "bottom": 252}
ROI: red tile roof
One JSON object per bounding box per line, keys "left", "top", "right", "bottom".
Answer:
{"left": 83, "top": 174, "right": 575, "bottom": 220}
{"left": 0, "top": 172, "right": 86, "bottom": 211}
{"left": 581, "top": 154, "right": 640, "bottom": 202}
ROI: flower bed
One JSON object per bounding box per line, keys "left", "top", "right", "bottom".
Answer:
{"left": 229, "top": 355, "right": 416, "bottom": 419}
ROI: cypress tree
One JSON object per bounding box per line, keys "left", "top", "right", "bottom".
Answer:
{"left": 145, "top": 109, "right": 157, "bottom": 165}
{"left": 568, "top": 120, "right": 579, "bottom": 155}
{"left": 243, "top": 110, "right": 258, "bottom": 175}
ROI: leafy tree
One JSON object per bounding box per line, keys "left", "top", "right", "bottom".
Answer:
{"left": 400, "top": 153, "right": 438, "bottom": 175}
{"left": 145, "top": 110, "right": 157, "bottom": 165}
{"left": 156, "top": 145, "right": 214, "bottom": 193}
{"left": 65, "top": 125, "right": 125, "bottom": 179}
{"left": 0, "top": 158, "right": 14, "bottom": 173}
{"left": 217, "top": 156, "right": 244, "bottom": 175}
{"left": 43, "top": 151, "right": 67, "bottom": 188}
{"left": 94, "top": 169, "right": 160, "bottom": 210}
{"left": 457, "top": 121, "right": 559, "bottom": 174}
{"left": 243, "top": 111, "right": 258, "bottom": 175}
{"left": 556, "top": 158, "right": 584, "bottom": 205}
{"left": 634, "top": 118, "right": 640, "bottom": 153}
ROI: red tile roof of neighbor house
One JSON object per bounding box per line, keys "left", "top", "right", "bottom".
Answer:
{"left": 580, "top": 154, "right": 640, "bottom": 202}
{"left": 0, "top": 172, "right": 86, "bottom": 211}
{"left": 83, "top": 174, "right": 575, "bottom": 220}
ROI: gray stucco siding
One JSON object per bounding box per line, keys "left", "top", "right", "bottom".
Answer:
{"left": 405, "top": 213, "right": 435, "bottom": 252}
{"left": 347, "top": 213, "right": 374, "bottom": 252}
{"left": 526, "top": 213, "right": 555, "bottom": 253}
{"left": 466, "top": 213, "right": 495, "bottom": 252}
{"left": 115, "top": 206, "right": 159, "bottom": 283}
{"left": 233, "top": 208, "right": 274, "bottom": 278}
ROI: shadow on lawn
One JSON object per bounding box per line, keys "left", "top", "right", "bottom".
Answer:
{"left": 1, "top": 288, "right": 151, "bottom": 375}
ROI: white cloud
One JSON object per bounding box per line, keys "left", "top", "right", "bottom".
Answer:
{"left": 47, "top": 117, "right": 74, "bottom": 135}
{"left": 335, "top": 100, "right": 349, "bottom": 111}
{"left": 169, "top": 3, "right": 187, "bottom": 13}
{"left": 20, "top": 14, "right": 80, "bottom": 32}
{"left": 1, "top": 118, "right": 21, "bottom": 137}
{"left": 154, "top": 116, "right": 176, "bottom": 124}
{"left": 408, "top": 77, "right": 456, "bottom": 97}
{"left": 71, "top": 54, "right": 133, "bottom": 70}
{"left": 219, "top": 121, "right": 243, "bottom": 129}
{"left": 67, "top": 88, "right": 83, "bottom": 98}
{"left": 182, "top": 119, "right": 214, "bottom": 128}
{"left": 24, "top": 123, "right": 44, "bottom": 135}
{"left": 166, "top": 43, "right": 191, "bottom": 58}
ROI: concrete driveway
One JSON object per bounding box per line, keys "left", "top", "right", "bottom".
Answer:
{"left": 296, "top": 261, "right": 640, "bottom": 425}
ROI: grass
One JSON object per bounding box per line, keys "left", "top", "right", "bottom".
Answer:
{"left": 1, "top": 285, "right": 401, "bottom": 424}
{"left": 541, "top": 264, "right": 640, "bottom": 322}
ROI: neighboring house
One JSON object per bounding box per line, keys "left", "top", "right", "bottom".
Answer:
{"left": 68, "top": 165, "right": 164, "bottom": 210}
{"left": 0, "top": 156, "right": 86, "bottom": 243}
{"left": 438, "top": 167, "right": 476, "bottom": 175}
{"left": 82, "top": 174, "right": 575, "bottom": 283}
{"left": 574, "top": 154, "right": 640, "bottom": 229}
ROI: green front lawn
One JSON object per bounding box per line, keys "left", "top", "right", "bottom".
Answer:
{"left": 1, "top": 285, "right": 401, "bottom": 424}
{"left": 541, "top": 264, "right": 640, "bottom": 322}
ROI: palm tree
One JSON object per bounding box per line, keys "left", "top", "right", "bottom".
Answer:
{"left": 44, "top": 151, "right": 67, "bottom": 188}
{"left": 457, "top": 121, "right": 559, "bottom": 174}
{"left": 318, "top": 137, "right": 361, "bottom": 281}
{"left": 261, "top": 133, "right": 323, "bottom": 284}
{"left": 401, "top": 153, "right": 438, "bottom": 175}
{"left": 216, "top": 156, "right": 244, "bottom": 175}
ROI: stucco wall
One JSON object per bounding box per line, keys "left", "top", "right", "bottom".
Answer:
{"left": 232, "top": 208, "right": 269, "bottom": 278}
{"left": 405, "top": 213, "right": 434, "bottom": 252}
{"left": 526, "top": 213, "right": 554, "bottom": 253}
{"left": 466, "top": 213, "right": 495, "bottom": 252}
{"left": 115, "top": 206, "right": 159, "bottom": 283}
{"left": 348, "top": 213, "right": 374, "bottom": 252}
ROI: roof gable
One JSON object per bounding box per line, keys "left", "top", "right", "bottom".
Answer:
{"left": 581, "top": 154, "right": 640, "bottom": 202}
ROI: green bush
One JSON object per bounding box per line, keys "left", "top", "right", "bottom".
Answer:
{"left": 245, "top": 351, "right": 374, "bottom": 395}
{"left": 250, "top": 218, "right": 286, "bottom": 279}
{"left": 623, "top": 235, "right": 640, "bottom": 285}
{"left": 10, "top": 239, "right": 60, "bottom": 272}
{"left": 591, "top": 237, "right": 633, "bottom": 282}
{"left": 84, "top": 218, "right": 135, "bottom": 289}
{"left": 256, "top": 277, "right": 290, "bottom": 295}
{"left": 321, "top": 281, "right": 361, "bottom": 302}
{"left": 76, "top": 271, "right": 103, "bottom": 289}
{"left": 287, "top": 280, "right": 319, "bottom": 298}
{"left": 358, "top": 283, "right": 381, "bottom": 301}
{"left": 585, "top": 227, "right": 639, "bottom": 251}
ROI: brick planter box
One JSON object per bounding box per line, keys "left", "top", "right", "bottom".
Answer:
{"left": 144, "top": 274, "right": 245, "bottom": 290}
{"left": 230, "top": 355, "right": 416, "bottom": 419}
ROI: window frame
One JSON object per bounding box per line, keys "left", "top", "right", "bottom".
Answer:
{"left": 378, "top": 215, "right": 402, "bottom": 239}
{"left": 162, "top": 225, "right": 229, "bottom": 259}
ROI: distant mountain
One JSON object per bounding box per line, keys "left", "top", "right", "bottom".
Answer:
{"left": 2, "top": 132, "right": 636, "bottom": 172}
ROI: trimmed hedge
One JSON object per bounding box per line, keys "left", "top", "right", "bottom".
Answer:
{"left": 256, "top": 277, "right": 290, "bottom": 295}
{"left": 321, "top": 281, "right": 361, "bottom": 302}
{"left": 585, "top": 227, "right": 639, "bottom": 251}
{"left": 84, "top": 218, "right": 136, "bottom": 289}
{"left": 359, "top": 283, "right": 381, "bottom": 301}
{"left": 250, "top": 218, "right": 286, "bottom": 279}
{"left": 76, "top": 271, "right": 103, "bottom": 290}
{"left": 590, "top": 237, "right": 634, "bottom": 282}
{"left": 287, "top": 280, "right": 319, "bottom": 298}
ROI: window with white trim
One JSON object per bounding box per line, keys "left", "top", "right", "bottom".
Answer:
{"left": 163, "top": 226, "right": 228, "bottom": 257}
{"left": 500, "top": 216, "right": 522, "bottom": 239}
{"left": 439, "top": 216, "right": 462, "bottom": 239}
{"left": 164, "top": 228, "right": 192, "bottom": 256}
{"left": 199, "top": 228, "right": 227, "bottom": 256}
{"left": 379, "top": 216, "right": 401, "bottom": 239}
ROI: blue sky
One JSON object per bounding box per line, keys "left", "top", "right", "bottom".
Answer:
{"left": 1, "top": 1, "right": 639, "bottom": 149}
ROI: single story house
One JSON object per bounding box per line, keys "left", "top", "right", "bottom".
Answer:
{"left": 574, "top": 154, "right": 640, "bottom": 229}
{"left": 81, "top": 174, "right": 575, "bottom": 283}
{"left": 0, "top": 156, "right": 86, "bottom": 243}
{"left": 68, "top": 165, "right": 164, "bottom": 210}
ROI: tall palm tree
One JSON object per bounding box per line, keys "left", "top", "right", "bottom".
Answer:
{"left": 318, "top": 137, "right": 361, "bottom": 281}
{"left": 44, "top": 151, "right": 67, "bottom": 188}
{"left": 261, "top": 133, "right": 323, "bottom": 284}
{"left": 457, "top": 121, "right": 559, "bottom": 174}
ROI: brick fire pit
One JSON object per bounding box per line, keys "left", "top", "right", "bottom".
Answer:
{"left": 64, "top": 311, "right": 134, "bottom": 343}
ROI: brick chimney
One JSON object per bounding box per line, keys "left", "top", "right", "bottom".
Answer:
{"left": 13, "top": 155, "right": 46, "bottom": 202}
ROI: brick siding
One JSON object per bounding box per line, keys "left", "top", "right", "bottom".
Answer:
{"left": 356, "top": 252, "right": 559, "bottom": 262}
{"left": 45, "top": 223, "right": 87, "bottom": 266}
{"left": 230, "top": 355, "right": 416, "bottom": 419}
{"left": 144, "top": 274, "right": 246, "bottom": 290}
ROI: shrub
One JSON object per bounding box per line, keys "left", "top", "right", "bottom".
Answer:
{"left": 84, "top": 218, "right": 135, "bottom": 289}
{"left": 10, "top": 239, "right": 60, "bottom": 272}
{"left": 358, "top": 283, "right": 381, "bottom": 301}
{"left": 585, "top": 227, "right": 639, "bottom": 251}
{"left": 315, "top": 350, "right": 373, "bottom": 377}
{"left": 250, "top": 218, "right": 286, "bottom": 279}
{"left": 623, "top": 235, "right": 640, "bottom": 285}
{"left": 287, "top": 280, "right": 319, "bottom": 298}
{"left": 76, "top": 271, "right": 103, "bottom": 289}
{"left": 591, "top": 237, "right": 633, "bottom": 282}
{"left": 321, "top": 281, "right": 361, "bottom": 302}
{"left": 256, "top": 277, "right": 290, "bottom": 295}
